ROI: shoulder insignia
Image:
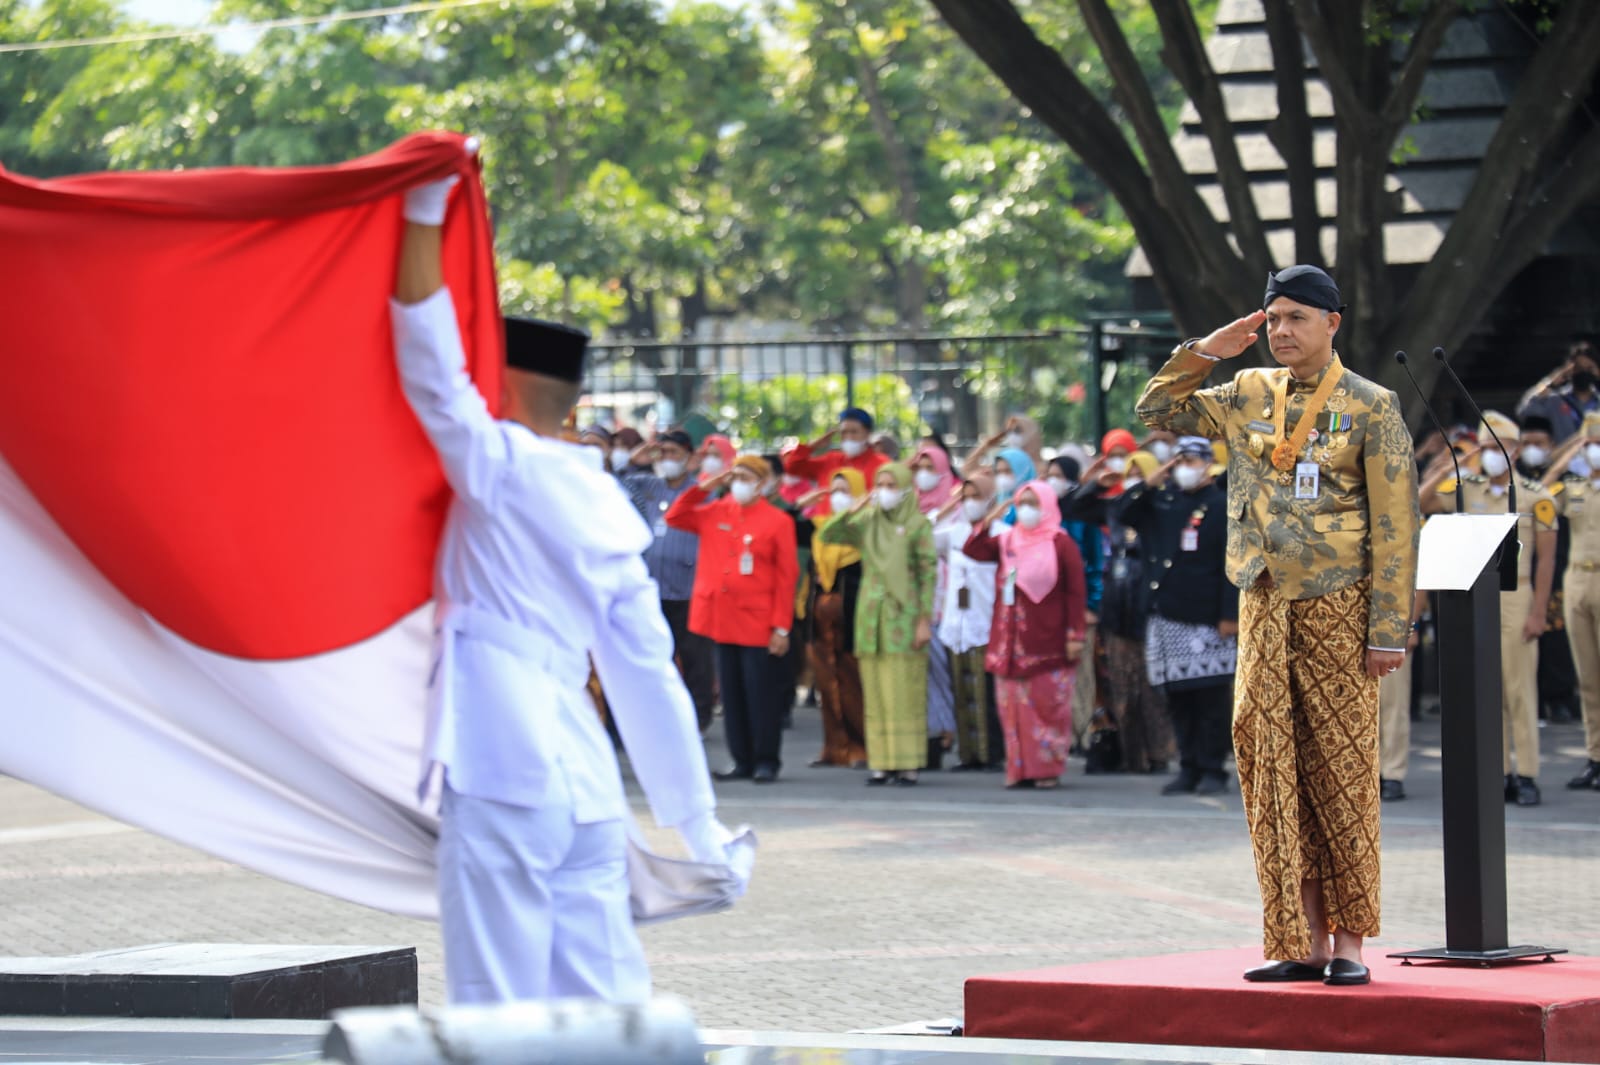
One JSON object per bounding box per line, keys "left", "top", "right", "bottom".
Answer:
{"left": 1550, "top": 481, "right": 1566, "bottom": 497}
{"left": 1534, "top": 498, "right": 1558, "bottom": 527}
{"left": 1463, "top": 473, "right": 1487, "bottom": 484}
{"left": 1439, "top": 477, "right": 1459, "bottom": 494}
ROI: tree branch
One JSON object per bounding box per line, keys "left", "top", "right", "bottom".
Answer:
{"left": 1152, "top": 0, "right": 1271, "bottom": 271}
{"left": 1287, "top": 0, "right": 1366, "bottom": 124}
{"left": 1479, "top": 123, "right": 1600, "bottom": 303}
{"left": 926, "top": 0, "right": 1257, "bottom": 331}
{"left": 1378, "top": 0, "right": 1459, "bottom": 140}
{"left": 1261, "top": 0, "right": 1320, "bottom": 264}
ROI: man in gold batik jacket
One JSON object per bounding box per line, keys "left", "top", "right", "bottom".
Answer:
{"left": 1137, "top": 265, "right": 1420, "bottom": 989}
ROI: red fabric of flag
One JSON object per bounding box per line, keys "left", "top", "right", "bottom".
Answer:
{"left": 0, "top": 131, "right": 501, "bottom": 660}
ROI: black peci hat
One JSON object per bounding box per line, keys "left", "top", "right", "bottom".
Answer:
{"left": 504, "top": 315, "right": 590, "bottom": 382}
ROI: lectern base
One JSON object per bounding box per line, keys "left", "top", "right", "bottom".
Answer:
{"left": 1389, "top": 945, "right": 1566, "bottom": 966}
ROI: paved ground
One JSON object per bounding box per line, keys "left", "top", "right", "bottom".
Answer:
{"left": 1, "top": 707, "right": 1596, "bottom": 1034}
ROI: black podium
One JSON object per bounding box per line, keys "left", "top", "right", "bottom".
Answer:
{"left": 1390, "top": 513, "right": 1563, "bottom": 965}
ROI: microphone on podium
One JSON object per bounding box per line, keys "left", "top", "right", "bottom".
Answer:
{"left": 1395, "top": 351, "right": 1463, "bottom": 514}
{"left": 1434, "top": 345, "right": 1519, "bottom": 591}
{"left": 1433, "top": 346, "right": 1516, "bottom": 520}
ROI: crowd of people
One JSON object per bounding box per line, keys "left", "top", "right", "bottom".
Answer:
{"left": 578, "top": 338, "right": 1600, "bottom": 801}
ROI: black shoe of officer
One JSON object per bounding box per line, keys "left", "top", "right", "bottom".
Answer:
{"left": 1503, "top": 774, "right": 1517, "bottom": 803}
{"left": 713, "top": 765, "right": 753, "bottom": 782}
{"left": 1514, "top": 776, "right": 1541, "bottom": 807}
{"left": 1568, "top": 760, "right": 1600, "bottom": 790}
{"left": 1162, "top": 770, "right": 1201, "bottom": 796}
{"left": 1380, "top": 778, "right": 1406, "bottom": 802}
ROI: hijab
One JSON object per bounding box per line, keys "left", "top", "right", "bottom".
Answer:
{"left": 1000, "top": 479, "right": 1063, "bottom": 604}
{"left": 912, "top": 444, "right": 961, "bottom": 513}
{"left": 994, "top": 447, "right": 1036, "bottom": 523}
{"left": 860, "top": 463, "right": 927, "bottom": 607}
{"left": 703, "top": 434, "right": 736, "bottom": 468}
{"left": 813, "top": 467, "right": 867, "bottom": 592}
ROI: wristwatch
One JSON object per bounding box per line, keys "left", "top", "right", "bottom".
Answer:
{"left": 774, "top": 627, "right": 790, "bottom": 638}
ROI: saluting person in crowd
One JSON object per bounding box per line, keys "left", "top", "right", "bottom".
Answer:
{"left": 1115, "top": 437, "right": 1238, "bottom": 796}
{"left": 819, "top": 463, "right": 938, "bottom": 785}
{"left": 1542, "top": 410, "right": 1600, "bottom": 792}
{"left": 1420, "top": 413, "right": 1558, "bottom": 806}
{"left": 802, "top": 468, "right": 871, "bottom": 769}
{"left": 932, "top": 471, "right": 1001, "bottom": 770}
{"left": 666, "top": 455, "right": 799, "bottom": 785}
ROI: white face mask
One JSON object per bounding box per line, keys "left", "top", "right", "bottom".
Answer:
{"left": 610, "top": 448, "right": 633, "bottom": 472}
{"left": 994, "top": 473, "right": 1017, "bottom": 498}
{"left": 1014, "top": 504, "right": 1042, "bottom": 529}
{"left": 839, "top": 438, "right": 867, "bottom": 458}
{"left": 700, "top": 455, "right": 725, "bottom": 476}
{"left": 1148, "top": 441, "right": 1174, "bottom": 463}
{"left": 962, "top": 499, "right": 989, "bottom": 523}
{"left": 1004, "top": 431, "right": 1025, "bottom": 449}
{"left": 913, "top": 470, "right": 942, "bottom": 492}
{"left": 1479, "top": 449, "right": 1509, "bottom": 478}
{"left": 730, "top": 480, "right": 758, "bottom": 505}
{"left": 830, "top": 490, "right": 854, "bottom": 513}
{"left": 1172, "top": 464, "right": 1205, "bottom": 491}
{"left": 1520, "top": 445, "right": 1548, "bottom": 468}
{"left": 1046, "top": 475, "right": 1072, "bottom": 497}
{"left": 655, "top": 458, "right": 686, "bottom": 481}
{"left": 1106, "top": 456, "right": 1129, "bottom": 475}
{"left": 1585, "top": 443, "right": 1600, "bottom": 470}
{"left": 877, "top": 487, "right": 904, "bottom": 510}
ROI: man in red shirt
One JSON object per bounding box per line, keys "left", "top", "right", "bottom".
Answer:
{"left": 666, "top": 456, "right": 800, "bottom": 784}
{"left": 783, "top": 408, "right": 888, "bottom": 486}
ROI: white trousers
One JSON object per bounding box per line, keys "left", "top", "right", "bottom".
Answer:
{"left": 437, "top": 785, "right": 650, "bottom": 1004}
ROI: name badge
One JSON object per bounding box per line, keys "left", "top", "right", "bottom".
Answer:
{"left": 958, "top": 586, "right": 971, "bottom": 610}
{"left": 1180, "top": 528, "right": 1199, "bottom": 552}
{"left": 1295, "top": 462, "right": 1320, "bottom": 500}
{"left": 654, "top": 518, "right": 668, "bottom": 537}
{"left": 1246, "top": 419, "right": 1274, "bottom": 434}
{"left": 739, "top": 551, "right": 754, "bottom": 575}
{"left": 1002, "top": 569, "right": 1017, "bottom": 606}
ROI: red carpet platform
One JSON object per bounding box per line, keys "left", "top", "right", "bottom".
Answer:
{"left": 965, "top": 947, "right": 1600, "bottom": 1061}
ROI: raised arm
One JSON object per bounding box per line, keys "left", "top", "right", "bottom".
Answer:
{"left": 1136, "top": 312, "right": 1261, "bottom": 438}
{"left": 392, "top": 193, "right": 510, "bottom": 510}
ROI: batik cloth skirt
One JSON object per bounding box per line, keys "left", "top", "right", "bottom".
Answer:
{"left": 995, "top": 666, "right": 1076, "bottom": 786}
{"left": 1145, "top": 614, "right": 1237, "bottom": 692}
{"left": 1235, "top": 577, "right": 1382, "bottom": 960}
{"left": 859, "top": 652, "right": 928, "bottom": 771}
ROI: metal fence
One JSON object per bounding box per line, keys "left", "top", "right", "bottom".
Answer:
{"left": 579, "top": 315, "right": 1182, "bottom": 452}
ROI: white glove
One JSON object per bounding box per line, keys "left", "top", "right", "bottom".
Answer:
{"left": 403, "top": 174, "right": 459, "bottom": 226}
{"left": 676, "top": 811, "right": 734, "bottom": 866}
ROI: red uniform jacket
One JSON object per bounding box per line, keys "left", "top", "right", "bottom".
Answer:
{"left": 963, "top": 527, "right": 1086, "bottom": 680}
{"left": 666, "top": 485, "right": 799, "bottom": 648}
{"left": 780, "top": 441, "right": 888, "bottom": 487}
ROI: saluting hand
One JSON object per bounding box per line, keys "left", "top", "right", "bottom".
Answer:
{"left": 1195, "top": 310, "right": 1267, "bottom": 359}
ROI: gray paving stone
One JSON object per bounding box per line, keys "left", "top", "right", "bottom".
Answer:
{"left": 0, "top": 709, "right": 1595, "bottom": 1034}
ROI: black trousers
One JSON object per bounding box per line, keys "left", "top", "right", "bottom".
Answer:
{"left": 661, "top": 599, "right": 717, "bottom": 730}
{"left": 1166, "top": 681, "right": 1233, "bottom": 776}
{"left": 716, "top": 642, "right": 785, "bottom": 773}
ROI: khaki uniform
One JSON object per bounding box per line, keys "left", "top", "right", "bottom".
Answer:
{"left": 1442, "top": 473, "right": 1557, "bottom": 778}
{"left": 1139, "top": 348, "right": 1420, "bottom": 961}
{"left": 1379, "top": 657, "right": 1412, "bottom": 782}
{"left": 1555, "top": 476, "right": 1600, "bottom": 762}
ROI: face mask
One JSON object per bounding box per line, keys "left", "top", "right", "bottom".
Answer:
{"left": 1172, "top": 464, "right": 1205, "bottom": 491}
{"left": 962, "top": 499, "right": 989, "bottom": 523}
{"left": 830, "top": 490, "right": 854, "bottom": 513}
{"left": 1005, "top": 431, "right": 1025, "bottom": 449}
{"left": 1106, "top": 456, "right": 1129, "bottom": 475}
{"left": 839, "top": 438, "right": 866, "bottom": 458}
{"left": 1015, "top": 504, "right": 1042, "bottom": 529}
{"left": 1520, "top": 445, "right": 1549, "bottom": 468}
{"left": 700, "top": 455, "right": 725, "bottom": 476}
{"left": 994, "top": 473, "right": 1017, "bottom": 498}
{"left": 610, "top": 448, "right": 632, "bottom": 472}
{"left": 655, "top": 459, "right": 686, "bottom": 481}
{"left": 730, "top": 480, "right": 758, "bottom": 505}
{"left": 1480, "top": 449, "right": 1509, "bottom": 478}
{"left": 1149, "top": 441, "right": 1174, "bottom": 463}
{"left": 1585, "top": 443, "right": 1600, "bottom": 469}
{"left": 877, "top": 487, "right": 904, "bottom": 510}
{"left": 913, "top": 470, "right": 942, "bottom": 492}
{"left": 1046, "top": 475, "right": 1072, "bottom": 497}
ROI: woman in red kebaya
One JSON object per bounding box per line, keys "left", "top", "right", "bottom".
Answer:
{"left": 963, "top": 479, "right": 1087, "bottom": 788}
{"left": 666, "top": 455, "right": 799, "bottom": 784}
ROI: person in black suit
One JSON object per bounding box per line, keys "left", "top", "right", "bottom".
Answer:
{"left": 1115, "top": 437, "right": 1238, "bottom": 795}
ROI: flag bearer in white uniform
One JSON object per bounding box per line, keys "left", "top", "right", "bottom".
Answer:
{"left": 391, "top": 170, "right": 739, "bottom": 1004}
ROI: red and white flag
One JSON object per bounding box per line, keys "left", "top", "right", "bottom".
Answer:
{"left": 0, "top": 132, "right": 501, "bottom": 919}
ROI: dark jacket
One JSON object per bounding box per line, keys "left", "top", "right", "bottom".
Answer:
{"left": 1064, "top": 481, "right": 1147, "bottom": 640}
{"left": 1114, "top": 480, "right": 1237, "bottom": 628}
